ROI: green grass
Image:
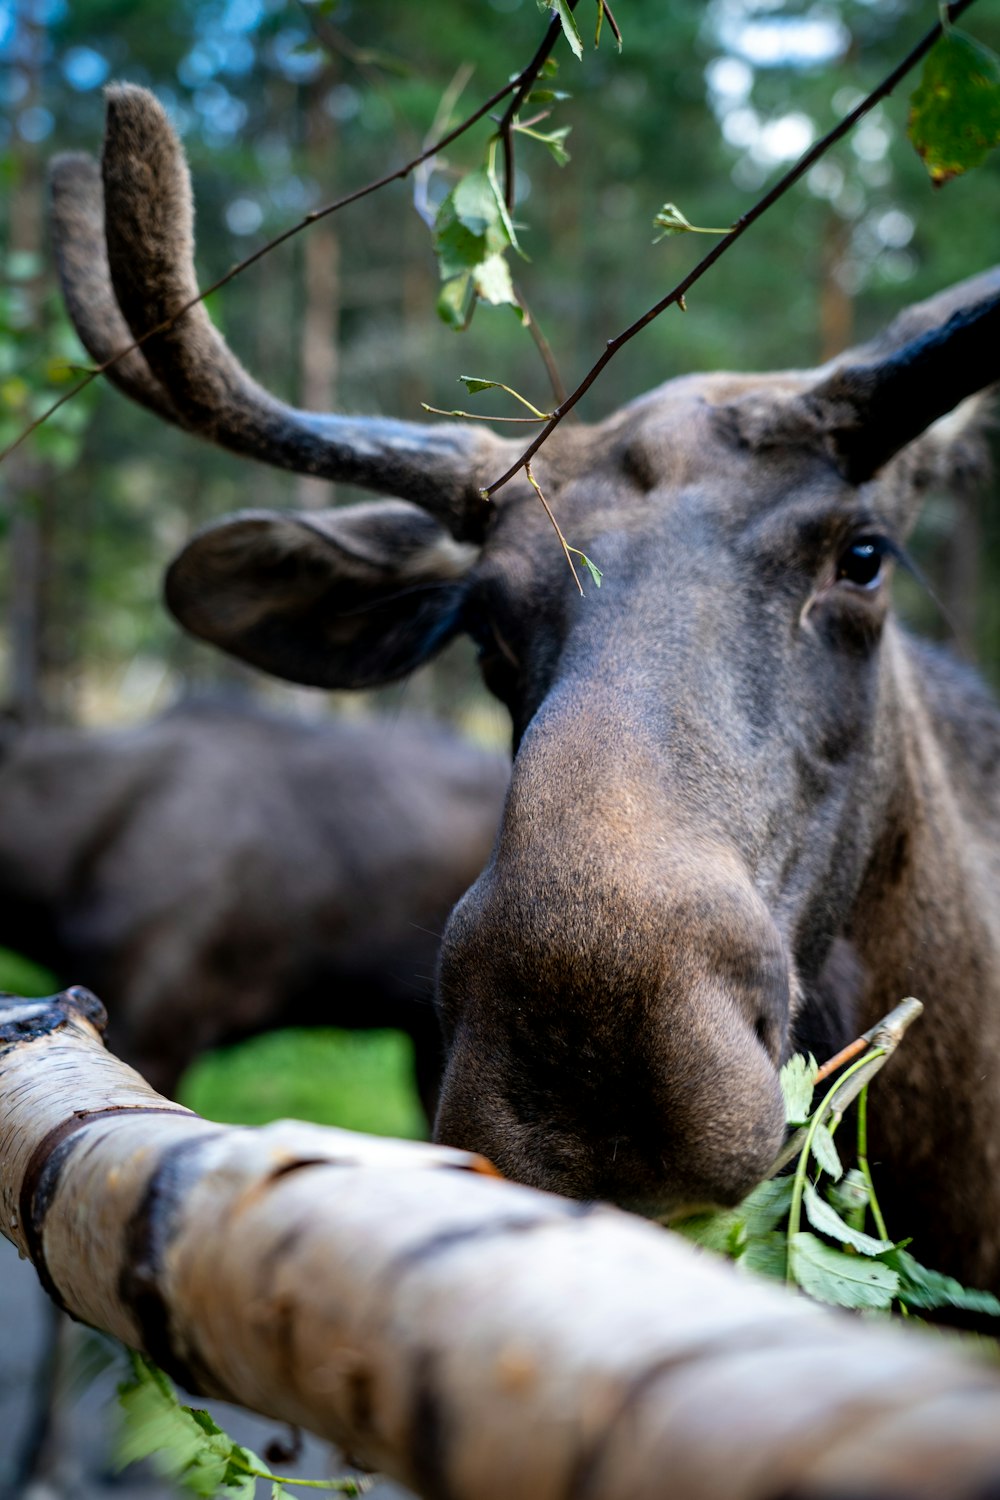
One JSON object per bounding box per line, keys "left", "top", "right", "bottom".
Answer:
{"left": 179, "top": 1027, "right": 427, "bottom": 1140}
{"left": 0, "top": 948, "right": 58, "bottom": 997}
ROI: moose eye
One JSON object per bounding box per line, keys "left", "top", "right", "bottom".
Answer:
{"left": 836, "top": 536, "right": 890, "bottom": 590}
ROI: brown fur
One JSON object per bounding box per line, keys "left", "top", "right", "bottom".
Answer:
{"left": 0, "top": 702, "right": 507, "bottom": 1112}
{"left": 51, "top": 86, "right": 1000, "bottom": 1294}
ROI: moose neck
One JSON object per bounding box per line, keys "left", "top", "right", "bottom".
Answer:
{"left": 848, "top": 626, "right": 1000, "bottom": 1286}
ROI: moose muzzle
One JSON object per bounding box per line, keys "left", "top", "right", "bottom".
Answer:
{"left": 433, "top": 715, "right": 790, "bottom": 1214}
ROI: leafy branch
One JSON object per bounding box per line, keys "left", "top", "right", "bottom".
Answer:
{"left": 482, "top": 0, "right": 984, "bottom": 500}
{"left": 117, "top": 1353, "right": 372, "bottom": 1499}
{"left": 675, "top": 997, "right": 1000, "bottom": 1321}
{"left": 423, "top": 376, "right": 602, "bottom": 592}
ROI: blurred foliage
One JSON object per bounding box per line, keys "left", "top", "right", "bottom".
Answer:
{"left": 179, "top": 1026, "right": 427, "bottom": 1140}
{"left": 0, "top": 945, "right": 57, "bottom": 996}
{"left": 0, "top": 0, "right": 998, "bottom": 723}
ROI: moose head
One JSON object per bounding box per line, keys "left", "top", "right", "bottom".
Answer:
{"left": 51, "top": 88, "right": 1000, "bottom": 1278}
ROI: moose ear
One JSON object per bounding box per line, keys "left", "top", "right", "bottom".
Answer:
{"left": 164, "top": 500, "right": 478, "bottom": 689}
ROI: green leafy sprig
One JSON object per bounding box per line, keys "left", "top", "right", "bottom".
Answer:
{"left": 652, "top": 203, "right": 733, "bottom": 243}
{"left": 117, "top": 1354, "right": 371, "bottom": 1499}
{"left": 675, "top": 998, "right": 1000, "bottom": 1320}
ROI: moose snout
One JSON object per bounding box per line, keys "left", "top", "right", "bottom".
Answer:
{"left": 433, "top": 863, "right": 790, "bottom": 1216}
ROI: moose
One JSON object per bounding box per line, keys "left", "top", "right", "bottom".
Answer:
{"left": 51, "top": 85, "right": 1000, "bottom": 1293}
{"left": 0, "top": 699, "right": 508, "bottom": 1111}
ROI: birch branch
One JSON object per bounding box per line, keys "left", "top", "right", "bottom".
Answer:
{"left": 3, "top": 987, "right": 1000, "bottom": 1500}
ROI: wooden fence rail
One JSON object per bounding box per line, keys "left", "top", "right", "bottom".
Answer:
{"left": 2, "top": 986, "right": 1000, "bottom": 1500}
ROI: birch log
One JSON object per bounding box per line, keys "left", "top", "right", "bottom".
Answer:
{"left": 3, "top": 989, "right": 1000, "bottom": 1500}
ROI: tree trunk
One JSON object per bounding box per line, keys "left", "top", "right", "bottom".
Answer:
{"left": 297, "top": 74, "right": 341, "bottom": 513}
{"left": 5, "top": 10, "right": 51, "bottom": 722}
{"left": 2, "top": 987, "right": 1000, "bottom": 1500}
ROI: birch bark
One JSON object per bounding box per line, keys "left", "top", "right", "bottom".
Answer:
{"left": 2, "top": 987, "right": 1000, "bottom": 1500}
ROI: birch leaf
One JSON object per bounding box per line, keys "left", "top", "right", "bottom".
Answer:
{"left": 810, "top": 1121, "right": 843, "bottom": 1181}
{"left": 539, "top": 0, "right": 583, "bottom": 59}
{"left": 789, "top": 1232, "right": 899, "bottom": 1310}
{"left": 741, "top": 1175, "right": 795, "bottom": 1236}
{"left": 881, "top": 1247, "right": 1000, "bottom": 1317}
{"left": 803, "top": 1182, "right": 893, "bottom": 1257}
{"left": 909, "top": 29, "right": 1000, "bottom": 184}
{"left": 779, "top": 1052, "right": 816, "bottom": 1126}
{"left": 472, "top": 252, "right": 519, "bottom": 309}
{"left": 117, "top": 1354, "right": 257, "bottom": 1497}
{"left": 436, "top": 274, "right": 474, "bottom": 330}
{"left": 737, "top": 1231, "right": 787, "bottom": 1282}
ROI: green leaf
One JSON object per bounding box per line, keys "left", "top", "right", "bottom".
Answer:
{"left": 740, "top": 1175, "right": 795, "bottom": 1237}
{"left": 434, "top": 214, "right": 488, "bottom": 280}
{"left": 514, "top": 122, "right": 572, "bottom": 166}
{"left": 433, "top": 167, "right": 513, "bottom": 280}
{"left": 652, "top": 202, "right": 732, "bottom": 241}
{"left": 117, "top": 1354, "right": 258, "bottom": 1498}
{"left": 539, "top": 0, "right": 583, "bottom": 59}
{"left": 880, "top": 1247, "right": 1000, "bottom": 1317}
{"left": 437, "top": 275, "right": 474, "bottom": 330}
{"left": 779, "top": 1052, "right": 816, "bottom": 1126}
{"left": 116, "top": 1358, "right": 213, "bottom": 1476}
{"left": 672, "top": 1207, "right": 745, "bottom": 1255}
{"left": 908, "top": 29, "right": 1000, "bottom": 184}
{"left": 672, "top": 1178, "right": 792, "bottom": 1259}
{"left": 453, "top": 168, "right": 510, "bottom": 242}
{"left": 825, "top": 1167, "right": 870, "bottom": 1232}
{"left": 737, "top": 1231, "right": 787, "bottom": 1282}
{"left": 789, "top": 1232, "right": 899, "bottom": 1310}
{"left": 472, "top": 252, "right": 518, "bottom": 310}
{"left": 574, "top": 551, "right": 603, "bottom": 588}
{"left": 802, "top": 1182, "right": 893, "bottom": 1256}
{"left": 810, "top": 1121, "right": 843, "bottom": 1181}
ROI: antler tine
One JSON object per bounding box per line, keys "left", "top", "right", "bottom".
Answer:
{"left": 99, "top": 85, "right": 500, "bottom": 538}
{"left": 812, "top": 285, "right": 1000, "bottom": 484}
{"left": 858, "top": 265, "right": 1000, "bottom": 361}
{"left": 48, "top": 152, "right": 187, "bottom": 425}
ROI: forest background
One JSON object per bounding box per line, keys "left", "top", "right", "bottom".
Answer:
{"left": 1, "top": 0, "right": 999, "bottom": 1127}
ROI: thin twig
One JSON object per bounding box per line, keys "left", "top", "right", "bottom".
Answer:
{"left": 526, "top": 461, "right": 584, "bottom": 596}
{"left": 484, "top": 0, "right": 980, "bottom": 498}
{"left": 421, "top": 406, "right": 547, "bottom": 424}
{"left": 856, "top": 1084, "right": 891, "bottom": 1242}
{"left": 813, "top": 1036, "right": 867, "bottom": 1085}
{"left": 413, "top": 62, "right": 477, "bottom": 228}
{"left": 495, "top": 0, "right": 582, "bottom": 214}
{"left": 515, "top": 282, "right": 569, "bottom": 408}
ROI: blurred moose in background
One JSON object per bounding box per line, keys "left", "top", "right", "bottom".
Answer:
{"left": 52, "top": 85, "right": 1000, "bottom": 1299}
{"left": 0, "top": 700, "right": 508, "bottom": 1114}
